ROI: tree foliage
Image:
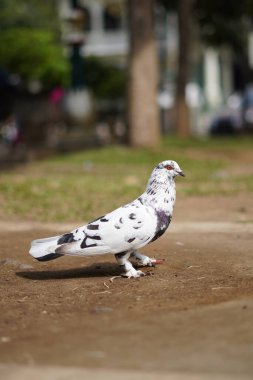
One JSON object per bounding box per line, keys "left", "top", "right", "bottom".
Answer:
{"left": 84, "top": 57, "right": 126, "bottom": 100}
{"left": 159, "top": 0, "right": 253, "bottom": 52}
{"left": 0, "top": 28, "right": 69, "bottom": 88}
{"left": 194, "top": 0, "right": 253, "bottom": 52}
{"left": 0, "top": 0, "right": 69, "bottom": 89}
{"left": 0, "top": 0, "right": 58, "bottom": 30}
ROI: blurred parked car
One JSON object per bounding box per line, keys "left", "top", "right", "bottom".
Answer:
{"left": 209, "top": 93, "right": 243, "bottom": 135}
{"left": 241, "top": 84, "right": 253, "bottom": 132}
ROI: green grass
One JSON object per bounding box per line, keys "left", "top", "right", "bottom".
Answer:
{"left": 0, "top": 136, "right": 252, "bottom": 222}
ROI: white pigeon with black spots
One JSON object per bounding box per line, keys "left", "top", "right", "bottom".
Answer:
{"left": 29, "top": 160, "right": 185, "bottom": 278}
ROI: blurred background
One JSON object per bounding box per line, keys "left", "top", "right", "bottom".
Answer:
{"left": 1, "top": 0, "right": 253, "bottom": 163}
{"left": 1, "top": 3, "right": 253, "bottom": 375}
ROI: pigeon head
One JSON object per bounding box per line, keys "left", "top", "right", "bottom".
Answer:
{"left": 144, "top": 160, "right": 185, "bottom": 211}
{"left": 156, "top": 160, "right": 185, "bottom": 178}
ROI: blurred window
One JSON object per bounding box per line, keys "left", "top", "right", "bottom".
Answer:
{"left": 103, "top": 2, "right": 122, "bottom": 31}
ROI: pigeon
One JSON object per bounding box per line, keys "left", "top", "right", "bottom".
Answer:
{"left": 29, "top": 160, "right": 185, "bottom": 278}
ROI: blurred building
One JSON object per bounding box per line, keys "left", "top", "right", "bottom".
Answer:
{"left": 58, "top": 0, "right": 243, "bottom": 136}
{"left": 58, "top": 0, "right": 181, "bottom": 68}
{"left": 59, "top": 0, "right": 128, "bottom": 64}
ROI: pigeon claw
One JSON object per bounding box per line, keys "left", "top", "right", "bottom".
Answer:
{"left": 110, "top": 270, "right": 145, "bottom": 282}
{"left": 149, "top": 258, "right": 165, "bottom": 267}
{"left": 123, "top": 269, "right": 145, "bottom": 279}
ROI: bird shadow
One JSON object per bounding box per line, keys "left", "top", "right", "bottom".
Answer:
{"left": 16, "top": 262, "right": 122, "bottom": 281}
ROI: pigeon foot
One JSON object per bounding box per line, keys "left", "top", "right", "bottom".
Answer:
{"left": 148, "top": 258, "right": 165, "bottom": 267}
{"left": 131, "top": 251, "right": 165, "bottom": 267}
{"left": 110, "top": 270, "right": 145, "bottom": 282}
{"left": 123, "top": 269, "right": 145, "bottom": 278}
{"left": 114, "top": 251, "right": 154, "bottom": 279}
{"left": 110, "top": 269, "right": 154, "bottom": 282}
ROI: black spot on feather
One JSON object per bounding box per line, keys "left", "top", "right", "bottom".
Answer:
{"left": 57, "top": 233, "right": 75, "bottom": 245}
{"left": 81, "top": 237, "right": 97, "bottom": 249}
{"left": 128, "top": 237, "right": 135, "bottom": 243}
{"left": 129, "top": 213, "right": 136, "bottom": 220}
{"left": 87, "top": 224, "right": 99, "bottom": 230}
{"left": 100, "top": 217, "right": 109, "bottom": 222}
{"left": 80, "top": 232, "right": 101, "bottom": 249}
{"left": 92, "top": 235, "right": 101, "bottom": 240}
{"left": 140, "top": 236, "right": 151, "bottom": 242}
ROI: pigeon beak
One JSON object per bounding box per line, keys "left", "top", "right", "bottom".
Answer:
{"left": 178, "top": 171, "right": 186, "bottom": 177}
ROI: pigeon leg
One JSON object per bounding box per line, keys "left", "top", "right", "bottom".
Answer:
{"left": 131, "top": 251, "right": 165, "bottom": 267}
{"left": 115, "top": 251, "right": 145, "bottom": 278}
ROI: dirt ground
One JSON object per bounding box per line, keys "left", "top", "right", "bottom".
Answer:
{"left": 0, "top": 195, "right": 253, "bottom": 379}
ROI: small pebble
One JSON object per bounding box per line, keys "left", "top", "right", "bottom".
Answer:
{"left": 1, "top": 337, "right": 11, "bottom": 343}
{"left": 92, "top": 307, "right": 113, "bottom": 314}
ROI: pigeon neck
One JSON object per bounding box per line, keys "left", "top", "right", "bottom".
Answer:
{"left": 141, "top": 175, "right": 176, "bottom": 215}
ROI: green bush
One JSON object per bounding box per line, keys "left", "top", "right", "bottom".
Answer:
{"left": 0, "top": 27, "right": 70, "bottom": 89}
{"left": 84, "top": 56, "right": 126, "bottom": 100}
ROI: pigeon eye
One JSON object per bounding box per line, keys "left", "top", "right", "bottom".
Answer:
{"left": 165, "top": 165, "right": 173, "bottom": 170}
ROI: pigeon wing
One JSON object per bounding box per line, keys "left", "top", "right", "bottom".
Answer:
{"left": 56, "top": 200, "right": 157, "bottom": 256}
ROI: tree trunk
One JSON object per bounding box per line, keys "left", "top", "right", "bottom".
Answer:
{"left": 128, "top": 0, "right": 160, "bottom": 148}
{"left": 176, "top": 0, "right": 194, "bottom": 137}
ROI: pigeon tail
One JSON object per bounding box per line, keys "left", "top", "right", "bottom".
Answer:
{"left": 29, "top": 235, "right": 61, "bottom": 261}
{"left": 35, "top": 253, "right": 64, "bottom": 262}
